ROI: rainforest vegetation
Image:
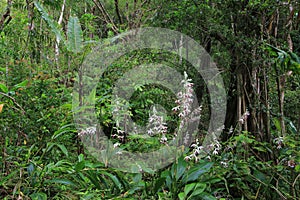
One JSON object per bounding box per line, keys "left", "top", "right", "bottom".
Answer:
{"left": 0, "top": 0, "right": 300, "bottom": 199}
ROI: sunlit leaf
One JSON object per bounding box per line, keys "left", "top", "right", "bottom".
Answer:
{"left": 12, "top": 79, "right": 28, "bottom": 91}
{"left": 0, "top": 83, "right": 8, "bottom": 93}
{"left": 0, "top": 67, "right": 6, "bottom": 72}
{"left": 67, "top": 16, "right": 83, "bottom": 53}
{"left": 190, "top": 183, "right": 206, "bottom": 197}
{"left": 184, "top": 182, "right": 196, "bottom": 196}
{"left": 34, "top": 1, "right": 64, "bottom": 43}
{"left": 30, "top": 192, "right": 47, "bottom": 200}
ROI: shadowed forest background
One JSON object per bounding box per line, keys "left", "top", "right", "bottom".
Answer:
{"left": 0, "top": 0, "right": 300, "bottom": 199}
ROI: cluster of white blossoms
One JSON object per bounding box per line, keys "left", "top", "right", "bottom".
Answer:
{"left": 172, "top": 72, "right": 194, "bottom": 121}
{"left": 209, "top": 138, "right": 221, "bottom": 155}
{"left": 185, "top": 137, "right": 222, "bottom": 162}
{"left": 147, "top": 106, "right": 168, "bottom": 144}
{"left": 146, "top": 71, "right": 201, "bottom": 145}
{"left": 111, "top": 97, "right": 131, "bottom": 143}
{"left": 78, "top": 126, "right": 96, "bottom": 137}
{"left": 273, "top": 136, "right": 284, "bottom": 149}
{"left": 239, "top": 109, "right": 250, "bottom": 124}
{"left": 172, "top": 71, "right": 202, "bottom": 146}
{"left": 184, "top": 139, "right": 203, "bottom": 162}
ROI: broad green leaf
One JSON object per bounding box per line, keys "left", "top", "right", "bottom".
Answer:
{"left": 287, "top": 120, "right": 297, "bottom": 134}
{"left": 198, "top": 192, "right": 217, "bottom": 200}
{"left": 253, "top": 146, "right": 266, "bottom": 152}
{"left": 132, "top": 173, "right": 142, "bottom": 183}
{"left": 184, "top": 182, "right": 196, "bottom": 196}
{"left": 85, "top": 170, "right": 102, "bottom": 189}
{"left": 165, "top": 172, "right": 172, "bottom": 189}
{"left": 67, "top": 16, "right": 83, "bottom": 53}
{"left": 52, "top": 127, "right": 76, "bottom": 140}
{"left": 178, "top": 192, "right": 185, "bottom": 200}
{"left": 102, "top": 171, "right": 123, "bottom": 191}
{"left": 78, "top": 153, "right": 85, "bottom": 162}
{"left": 56, "top": 144, "right": 68, "bottom": 157}
{"left": 183, "top": 162, "right": 213, "bottom": 183}
{"left": 34, "top": 1, "right": 64, "bottom": 43}
{"left": 153, "top": 177, "right": 166, "bottom": 193}
{"left": 46, "top": 142, "right": 55, "bottom": 152}
{"left": 27, "top": 163, "right": 35, "bottom": 176}
{"left": 87, "top": 87, "right": 96, "bottom": 103}
{"left": 45, "top": 178, "right": 75, "bottom": 186}
{"left": 0, "top": 67, "right": 6, "bottom": 72}
{"left": 295, "top": 165, "right": 300, "bottom": 172}
{"left": 0, "top": 83, "right": 8, "bottom": 93}
{"left": 272, "top": 118, "right": 281, "bottom": 132}
{"left": 12, "top": 80, "right": 28, "bottom": 91}
{"left": 75, "top": 161, "right": 86, "bottom": 172}
{"left": 289, "top": 52, "right": 300, "bottom": 63}
{"left": 253, "top": 170, "right": 267, "bottom": 184}
{"left": 60, "top": 103, "right": 72, "bottom": 109}
{"left": 190, "top": 183, "right": 206, "bottom": 197}
{"left": 30, "top": 192, "right": 47, "bottom": 200}
{"left": 176, "top": 156, "right": 187, "bottom": 181}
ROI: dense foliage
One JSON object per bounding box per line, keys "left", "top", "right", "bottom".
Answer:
{"left": 0, "top": 0, "right": 299, "bottom": 199}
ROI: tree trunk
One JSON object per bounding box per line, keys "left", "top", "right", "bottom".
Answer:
{"left": 55, "top": 0, "right": 66, "bottom": 67}
{"left": 276, "top": 67, "right": 286, "bottom": 137}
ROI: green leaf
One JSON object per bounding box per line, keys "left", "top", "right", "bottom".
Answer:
{"left": 272, "top": 118, "right": 281, "bottom": 132}
{"left": 87, "top": 88, "right": 96, "bottom": 104}
{"left": 0, "top": 170, "right": 18, "bottom": 186}
{"left": 30, "top": 192, "right": 47, "bottom": 200}
{"left": 75, "top": 161, "right": 86, "bottom": 172}
{"left": 46, "top": 142, "right": 55, "bottom": 152}
{"left": 85, "top": 170, "right": 102, "bottom": 189}
{"left": 67, "top": 16, "right": 83, "bottom": 53}
{"left": 253, "top": 170, "right": 267, "bottom": 184}
{"left": 287, "top": 120, "right": 298, "bottom": 134}
{"left": 34, "top": 1, "right": 64, "bottom": 43}
{"left": 102, "top": 171, "right": 123, "bottom": 191}
{"left": 178, "top": 192, "right": 185, "bottom": 200}
{"left": 0, "top": 83, "right": 8, "bottom": 93}
{"left": 295, "top": 165, "right": 300, "bottom": 172}
{"left": 184, "top": 182, "right": 196, "bottom": 196}
{"left": 52, "top": 126, "right": 76, "bottom": 140}
{"left": 288, "top": 52, "right": 300, "bottom": 63}
{"left": 0, "top": 67, "right": 6, "bottom": 72}
{"left": 190, "top": 183, "right": 206, "bottom": 197}
{"left": 78, "top": 153, "right": 85, "bottom": 162}
{"left": 132, "top": 173, "right": 142, "bottom": 183}
{"left": 12, "top": 80, "right": 28, "bottom": 91}
{"left": 27, "top": 163, "right": 35, "bottom": 176}
{"left": 183, "top": 162, "right": 213, "bottom": 183}
{"left": 253, "top": 146, "right": 266, "bottom": 152}
{"left": 153, "top": 177, "right": 166, "bottom": 193}
{"left": 198, "top": 192, "right": 217, "bottom": 200}
{"left": 45, "top": 178, "right": 75, "bottom": 186}
{"left": 165, "top": 173, "right": 172, "bottom": 189}
{"left": 56, "top": 144, "right": 68, "bottom": 157}
{"left": 176, "top": 156, "right": 187, "bottom": 181}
